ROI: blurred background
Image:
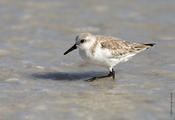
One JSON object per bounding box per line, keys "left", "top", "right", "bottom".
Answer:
{"left": 0, "top": 0, "right": 175, "bottom": 120}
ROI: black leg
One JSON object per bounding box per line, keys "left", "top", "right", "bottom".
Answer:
{"left": 112, "top": 68, "right": 115, "bottom": 80}
{"left": 85, "top": 69, "right": 115, "bottom": 82}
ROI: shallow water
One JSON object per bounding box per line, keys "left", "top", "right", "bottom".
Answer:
{"left": 0, "top": 0, "right": 175, "bottom": 120}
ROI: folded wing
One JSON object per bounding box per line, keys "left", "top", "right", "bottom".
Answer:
{"left": 99, "top": 36, "right": 150, "bottom": 58}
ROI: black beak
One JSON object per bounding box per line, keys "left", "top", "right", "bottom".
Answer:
{"left": 64, "top": 44, "right": 77, "bottom": 55}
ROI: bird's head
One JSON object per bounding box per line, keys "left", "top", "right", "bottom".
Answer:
{"left": 64, "top": 33, "right": 95, "bottom": 55}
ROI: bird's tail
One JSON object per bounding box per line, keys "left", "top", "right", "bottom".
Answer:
{"left": 144, "top": 43, "right": 156, "bottom": 49}
{"left": 144, "top": 43, "right": 156, "bottom": 47}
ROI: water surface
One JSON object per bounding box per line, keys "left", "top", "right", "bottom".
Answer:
{"left": 0, "top": 0, "right": 175, "bottom": 120}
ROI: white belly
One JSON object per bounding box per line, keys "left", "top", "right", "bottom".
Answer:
{"left": 79, "top": 49, "right": 116, "bottom": 68}
{"left": 79, "top": 47, "right": 135, "bottom": 68}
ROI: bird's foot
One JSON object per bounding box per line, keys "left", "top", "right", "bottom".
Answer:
{"left": 84, "top": 70, "right": 115, "bottom": 82}
{"left": 84, "top": 77, "right": 97, "bottom": 82}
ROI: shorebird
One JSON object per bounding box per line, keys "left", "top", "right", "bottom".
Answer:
{"left": 64, "top": 33, "right": 155, "bottom": 81}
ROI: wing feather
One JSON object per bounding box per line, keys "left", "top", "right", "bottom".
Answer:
{"left": 98, "top": 36, "right": 148, "bottom": 58}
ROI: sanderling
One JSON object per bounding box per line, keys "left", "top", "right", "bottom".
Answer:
{"left": 64, "top": 33, "right": 155, "bottom": 81}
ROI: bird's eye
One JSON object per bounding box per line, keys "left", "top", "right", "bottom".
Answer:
{"left": 80, "top": 39, "right": 85, "bottom": 43}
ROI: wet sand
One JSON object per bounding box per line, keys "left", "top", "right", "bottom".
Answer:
{"left": 0, "top": 0, "right": 175, "bottom": 120}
